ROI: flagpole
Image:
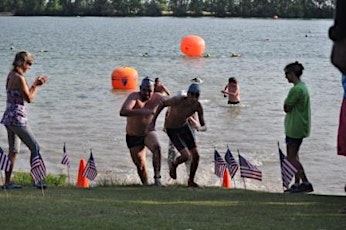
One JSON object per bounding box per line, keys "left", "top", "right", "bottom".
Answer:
{"left": 237, "top": 149, "right": 247, "bottom": 190}
{"left": 0, "top": 171, "right": 3, "bottom": 186}
{"left": 0, "top": 171, "right": 5, "bottom": 192}
{"left": 67, "top": 166, "right": 70, "bottom": 185}
{"left": 41, "top": 184, "right": 45, "bottom": 196}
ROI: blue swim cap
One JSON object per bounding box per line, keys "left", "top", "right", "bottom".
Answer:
{"left": 187, "top": 83, "right": 200, "bottom": 94}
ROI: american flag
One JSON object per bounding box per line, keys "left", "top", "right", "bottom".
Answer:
{"left": 82, "top": 150, "right": 98, "bottom": 181}
{"left": 225, "top": 148, "right": 238, "bottom": 178}
{"left": 239, "top": 153, "right": 262, "bottom": 181}
{"left": 279, "top": 145, "right": 297, "bottom": 188}
{"left": 61, "top": 143, "right": 71, "bottom": 168}
{"left": 0, "top": 147, "right": 11, "bottom": 172}
{"left": 30, "top": 155, "right": 46, "bottom": 183}
{"left": 214, "top": 149, "right": 227, "bottom": 178}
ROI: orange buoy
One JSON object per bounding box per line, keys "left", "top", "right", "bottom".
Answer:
{"left": 180, "top": 35, "right": 206, "bottom": 57}
{"left": 111, "top": 67, "right": 138, "bottom": 90}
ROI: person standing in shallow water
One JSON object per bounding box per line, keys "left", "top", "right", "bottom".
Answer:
{"left": 154, "top": 77, "right": 170, "bottom": 96}
{"left": 1, "top": 51, "right": 48, "bottom": 190}
{"left": 221, "top": 77, "right": 240, "bottom": 104}
{"left": 148, "top": 83, "right": 207, "bottom": 187}
{"left": 283, "top": 61, "right": 313, "bottom": 193}
{"left": 119, "top": 77, "right": 165, "bottom": 186}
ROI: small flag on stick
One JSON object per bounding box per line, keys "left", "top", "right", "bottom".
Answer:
{"left": 82, "top": 150, "right": 98, "bottom": 181}
{"left": 278, "top": 142, "right": 297, "bottom": 189}
{"left": 225, "top": 148, "right": 238, "bottom": 178}
{"left": 30, "top": 155, "right": 46, "bottom": 183}
{"left": 214, "top": 149, "right": 227, "bottom": 178}
{"left": 0, "top": 147, "right": 11, "bottom": 172}
{"left": 239, "top": 152, "right": 262, "bottom": 181}
{"left": 61, "top": 143, "right": 71, "bottom": 168}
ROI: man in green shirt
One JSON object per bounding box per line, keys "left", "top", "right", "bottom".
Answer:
{"left": 283, "top": 61, "right": 313, "bottom": 193}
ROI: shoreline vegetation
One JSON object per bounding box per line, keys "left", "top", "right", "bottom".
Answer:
{"left": 0, "top": 185, "right": 345, "bottom": 229}
{"left": 0, "top": 0, "right": 335, "bottom": 18}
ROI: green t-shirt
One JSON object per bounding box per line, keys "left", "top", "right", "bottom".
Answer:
{"left": 284, "top": 82, "right": 311, "bottom": 138}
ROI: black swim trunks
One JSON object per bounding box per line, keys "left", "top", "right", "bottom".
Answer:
{"left": 126, "top": 134, "right": 145, "bottom": 149}
{"left": 166, "top": 123, "right": 196, "bottom": 151}
{"left": 228, "top": 101, "right": 240, "bottom": 105}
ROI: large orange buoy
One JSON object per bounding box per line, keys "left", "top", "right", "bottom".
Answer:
{"left": 111, "top": 67, "right": 138, "bottom": 90}
{"left": 180, "top": 35, "right": 206, "bottom": 57}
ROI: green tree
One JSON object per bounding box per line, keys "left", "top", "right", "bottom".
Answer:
{"left": 188, "top": 0, "right": 204, "bottom": 16}
{"left": 91, "top": 0, "right": 113, "bottom": 16}
{"left": 46, "top": 0, "right": 62, "bottom": 15}
{"left": 143, "top": 0, "right": 163, "bottom": 16}
{"left": 169, "top": 0, "right": 189, "bottom": 16}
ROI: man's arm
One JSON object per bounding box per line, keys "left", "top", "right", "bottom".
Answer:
{"left": 119, "top": 94, "right": 153, "bottom": 117}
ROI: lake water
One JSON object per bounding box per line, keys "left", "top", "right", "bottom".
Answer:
{"left": 0, "top": 16, "right": 344, "bottom": 195}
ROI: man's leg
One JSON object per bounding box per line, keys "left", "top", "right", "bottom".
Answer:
{"left": 145, "top": 131, "right": 162, "bottom": 185}
{"left": 188, "top": 148, "right": 199, "bottom": 187}
{"left": 129, "top": 146, "right": 148, "bottom": 185}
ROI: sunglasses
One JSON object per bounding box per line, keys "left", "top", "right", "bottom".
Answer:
{"left": 26, "top": 61, "right": 32, "bottom": 66}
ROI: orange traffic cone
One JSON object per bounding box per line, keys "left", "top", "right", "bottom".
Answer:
{"left": 76, "top": 159, "right": 89, "bottom": 188}
{"left": 222, "top": 168, "right": 232, "bottom": 189}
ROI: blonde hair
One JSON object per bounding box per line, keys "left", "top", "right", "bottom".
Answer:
{"left": 12, "top": 51, "right": 34, "bottom": 73}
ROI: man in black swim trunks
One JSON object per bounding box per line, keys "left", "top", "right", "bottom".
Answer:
{"left": 148, "top": 83, "right": 207, "bottom": 187}
{"left": 120, "top": 77, "right": 166, "bottom": 186}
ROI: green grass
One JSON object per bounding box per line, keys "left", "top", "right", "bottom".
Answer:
{"left": 0, "top": 185, "right": 345, "bottom": 230}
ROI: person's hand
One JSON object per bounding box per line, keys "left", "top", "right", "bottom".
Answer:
{"left": 34, "top": 76, "right": 48, "bottom": 86}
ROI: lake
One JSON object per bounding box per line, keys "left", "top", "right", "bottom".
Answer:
{"left": 0, "top": 16, "right": 344, "bottom": 195}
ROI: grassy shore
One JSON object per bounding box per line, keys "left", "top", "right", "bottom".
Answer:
{"left": 0, "top": 185, "right": 345, "bottom": 229}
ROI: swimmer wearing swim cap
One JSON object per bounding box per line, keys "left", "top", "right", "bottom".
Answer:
{"left": 187, "top": 83, "right": 200, "bottom": 98}
{"left": 119, "top": 76, "right": 166, "bottom": 186}
{"left": 139, "top": 77, "right": 155, "bottom": 101}
{"left": 148, "top": 82, "right": 206, "bottom": 187}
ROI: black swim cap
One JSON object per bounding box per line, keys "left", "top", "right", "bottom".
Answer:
{"left": 140, "top": 76, "right": 154, "bottom": 88}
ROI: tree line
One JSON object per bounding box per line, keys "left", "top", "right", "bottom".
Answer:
{"left": 0, "top": 0, "right": 335, "bottom": 18}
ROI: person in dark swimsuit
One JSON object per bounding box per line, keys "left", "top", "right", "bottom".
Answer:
{"left": 120, "top": 77, "right": 165, "bottom": 186}
{"left": 148, "top": 83, "right": 206, "bottom": 187}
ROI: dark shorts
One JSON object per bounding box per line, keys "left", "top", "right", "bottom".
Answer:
{"left": 166, "top": 123, "right": 196, "bottom": 151}
{"left": 228, "top": 101, "right": 240, "bottom": 105}
{"left": 285, "top": 136, "right": 303, "bottom": 146}
{"left": 126, "top": 134, "right": 145, "bottom": 149}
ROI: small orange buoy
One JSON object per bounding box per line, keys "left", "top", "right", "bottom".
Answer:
{"left": 111, "top": 67, "right": 138, "bottom": 90}
{"left": 180, "top": 35, "right": 206, "bottom": 57}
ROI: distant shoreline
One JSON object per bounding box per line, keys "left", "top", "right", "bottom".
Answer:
{"left": 0, "top": 11, "right": 333, "bottom": 19}
{"left": 0, "top": 12, "right": 14, "bottom": 16}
